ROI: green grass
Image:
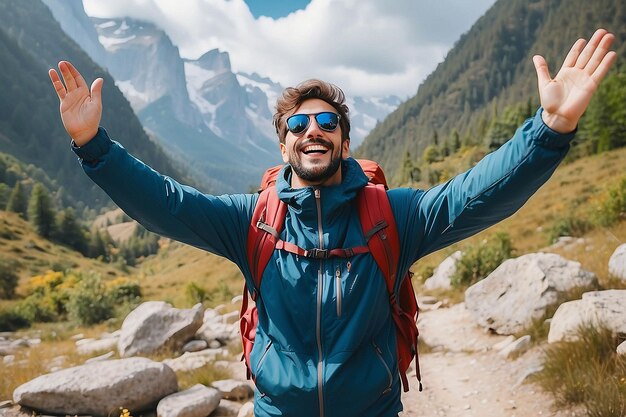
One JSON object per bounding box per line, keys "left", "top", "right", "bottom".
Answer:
{"left": 532, "top": 323, "right": 626, "bottom": 416}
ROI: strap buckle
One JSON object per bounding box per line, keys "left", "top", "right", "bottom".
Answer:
{"left": 308, "top": 248, "right": 329, "bottom": 259}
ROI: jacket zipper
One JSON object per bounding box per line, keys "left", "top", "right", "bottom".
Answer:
{"left": 255, "top": 340, "right": 273, "bottom": 375}
{"left": 336, "top": 266, "right": 342, "bottom": 317}
{"left": 372, "top": 341, "right": 393, "bottom": 395}
{"left": 314, "top": 188, "right": 325, "bottom": 417}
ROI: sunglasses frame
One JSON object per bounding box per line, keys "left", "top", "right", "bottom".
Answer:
{"left": 286, "top": 112, "right": 341, "bottom": 135}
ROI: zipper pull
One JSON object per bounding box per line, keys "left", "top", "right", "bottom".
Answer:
{"left": 314, "top": 188, "right": 321, "bottom": 199}
{"left": 346, "top": 261, "right": 351, "bottom": 272}
{"left": 335, "top": 267, "right": 341, "bottom": 278}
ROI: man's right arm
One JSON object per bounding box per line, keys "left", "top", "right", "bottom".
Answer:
{"left": 73, "top": 127, "right": 257, "bottom": 266}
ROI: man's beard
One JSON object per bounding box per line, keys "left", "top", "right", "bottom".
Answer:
{"left": 288, "top": 141, "right": 342, "bottom": 184}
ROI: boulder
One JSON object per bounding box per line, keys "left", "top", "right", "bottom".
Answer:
{"left": 211, "top": 379, "right": 253, "bottom": 401}
{"left": 196, "top": 320, "right": 238, "bottom": 346}
{"left": 182, "top": 340, "right": 209, "bottom": 353}
{"left": 118, "top": 301, "right": 204, "bottom": 357}
{"left": 210, "top": 399, "right": 242, "bottom": 416}
{"left": 424, "top": 251, "right": 462, "bottom": 290}
{"left": 13, "top": 358, "right": 177, "bottom": 417}
{"left": 163, "top": 349, "right": 226, "bottom": 373}
{"left": 608, "top": 243, "right": 626, "bottom": 281}
{"left": 465, "top": 253, "right": 597, "bottom": 334}
{"left": 237, "top": 402, "right": 254, "bottom": 417}
{"left": 498, "top": 335, "right": 531, "bottom": 358}
{"left": 548, "top": 290, "right": 626, "bottom": 343}
{"left": 76, "top": 337, "right": 118, "bottom": 355}
{"left": 617, "top": 341, "right": 626, "bottom": 355}
{"left": 157, "top": 384, "right": 221, "bottom": 417}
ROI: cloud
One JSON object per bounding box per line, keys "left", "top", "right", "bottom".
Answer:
{"left": 82, "top": 0, "right": 496, "bottom": 98}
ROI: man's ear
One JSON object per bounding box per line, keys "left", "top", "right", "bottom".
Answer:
{"left": 342, "top": 139, "right": 350, "bottom": 158}
{"left": 280, "top": 142, "right": 289, "bottom": 163}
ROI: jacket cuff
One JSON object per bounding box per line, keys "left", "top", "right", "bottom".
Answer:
{"left": 71, "top": 127, "right": 112, "bottom": 162}
{"left": 533, "top": 108, "right": 577, "bottom": 149}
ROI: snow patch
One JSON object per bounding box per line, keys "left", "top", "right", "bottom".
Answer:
{"left": 98, "top": 34, "right": 136, "bottom": 50}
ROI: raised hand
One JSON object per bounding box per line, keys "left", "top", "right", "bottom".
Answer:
{"left": 533, "top": 29, "right": 616, "bottom": 133}
{"left": 49, "top": 61, "right": 103, "bottom": 146}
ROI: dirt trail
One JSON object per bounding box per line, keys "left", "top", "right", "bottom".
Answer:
{"left": 399, "top": 303, "right": 582, "bottom": 417}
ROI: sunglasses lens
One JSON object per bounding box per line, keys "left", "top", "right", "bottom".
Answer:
{"left": 315, "top": 112, "right": 339, "bottom": 132}
{"left": 287, "top": 114, "right": 310, "bottom": 134}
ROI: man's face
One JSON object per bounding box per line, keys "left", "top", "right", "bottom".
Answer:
{"left": 280, "top": 98, "right": 349, "bottom": 188}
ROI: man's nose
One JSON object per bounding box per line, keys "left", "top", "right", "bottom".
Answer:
{"left": 305, "top": 116, "right": 323, "bottom": 137}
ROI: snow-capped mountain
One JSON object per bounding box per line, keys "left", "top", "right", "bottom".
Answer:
{"left": 43, "top": 0, "right": 401, "bottom": 192}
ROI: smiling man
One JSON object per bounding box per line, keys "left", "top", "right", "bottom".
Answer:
{"left": 49, "top": 29, "right": 615, "bottom": 417}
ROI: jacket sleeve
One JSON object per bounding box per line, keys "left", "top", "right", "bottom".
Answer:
{"left": 72, "top": 127, "right": 256, "bottom": 268}
{"left": 389, "top": 108, "right": 575, "bottom": 269}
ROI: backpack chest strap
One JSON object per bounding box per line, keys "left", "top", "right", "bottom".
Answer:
{"left": 274, "top": 238, "right": 369, "bottom": 259}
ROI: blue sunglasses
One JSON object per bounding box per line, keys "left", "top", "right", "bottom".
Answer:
{"left": 286, "top": 112, "right": 341, "bottom": 134}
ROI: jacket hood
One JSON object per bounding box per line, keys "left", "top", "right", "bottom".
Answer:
{"left": 275, "top": 157, "right": 369, "bottom": 222}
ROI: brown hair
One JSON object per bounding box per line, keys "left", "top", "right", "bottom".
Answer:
{"left": 273, "top": 79, "right": 350, "bottom": 144}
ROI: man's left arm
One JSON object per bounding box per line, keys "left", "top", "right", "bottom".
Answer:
{"left": 391, "top": 29, "right": 616, "bottom": 268}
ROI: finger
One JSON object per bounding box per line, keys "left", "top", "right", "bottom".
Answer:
{"left": 575, "top": 28, "right": 608, "bottom": 69}
{"left": 560, "top": 38, "right": 586, "bottom": 70}
{"left": 48, "top": 69, "right": 66, "bottom": 101}
{"left": 533, "top": 55, "right": 551, "bottom": 87}
{"left": 64, "top": 61, "right": 89, "bottom": 90}
{"left": 584, "top": 32, "right": 615, "bottom": 75}
{"left": 59, "top": 61, "right": 78, "bottom": 91}
{"left": 591, "top": 51, "right": 617, "bottom": 84}
{"left": 90, "top": 77, "right": 104, "bottom": 105}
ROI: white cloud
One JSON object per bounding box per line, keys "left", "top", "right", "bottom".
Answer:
{"left": 83, "top": 0, "right": 496, "bottom": 98}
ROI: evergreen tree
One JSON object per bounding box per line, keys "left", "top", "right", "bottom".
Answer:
{"left": 88, "top": 230, "right": 108, "bottom": 260}
{"left": 55, "top": 208, "right": 88, "bottom": 255}
{"left": 6, "top": 181, "right": 27, "bottom": 217}
{"left": 28, "top": 183, "right": 56, "bottom": 238}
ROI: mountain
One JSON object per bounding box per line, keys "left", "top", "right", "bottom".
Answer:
{"left": 0, "top": 0, "right": 190, "bottom": 212}
{"left": 357, "top": 0, "right": 626, "bottom": 183}
{"left": 43, "top": 1, "right": 401, "bottom": 191}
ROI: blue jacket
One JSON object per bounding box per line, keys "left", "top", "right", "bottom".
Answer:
{"left": 73, "top": 109, "right": 574, "bottom": 417}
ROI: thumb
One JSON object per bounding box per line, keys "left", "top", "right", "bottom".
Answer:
{"left": 90, "top": 77, "right": 104, "bottom": 105}
{"left": 532, "top": 55, "right": 551, "bottom": 87}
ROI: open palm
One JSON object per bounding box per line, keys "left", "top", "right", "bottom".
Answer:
{"left": 49, "top": 61, "right": 103, "bottom": 146}
{"left": 534, "top": 29, "right": 616, "bottom": 133}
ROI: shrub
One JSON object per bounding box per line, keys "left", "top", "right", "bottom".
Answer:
{"left": 451, "top": 232, "right": 514, "bottom": 287}
{"left": 545, "top": 215, "right": 593, "bottom": 244}
{"left": 66, "top": 274, "right": 114, "bottom": 326}
{"left": 592, "top": 177, "right": 626, "bottom": 227}
{"left": 106, "top": 277, "right": 142, "bottom": 303}
{"left": 186, "top": 281, "right": 208, "bottom": 305}
{"left": 0, "top": 308, "right": 30, "bottom": 331}
{"left": 16, "top": 292, "right": 61, "bottom": 323}
{"left": 532, "top": 323, "right": 625, "bottom": 416}
{"left": 0, "top": 257, "right": 19, "bottom": 299}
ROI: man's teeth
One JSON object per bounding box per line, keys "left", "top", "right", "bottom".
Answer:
{"left": 302, "top": 145, "right": 328, "bottom": 154}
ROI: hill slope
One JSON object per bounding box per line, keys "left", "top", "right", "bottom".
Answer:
{"left": 357, "top": 0, "right": 626, "bottom": 183}
{"left": 0, "top": 0, "right": 194, "bottom": 211}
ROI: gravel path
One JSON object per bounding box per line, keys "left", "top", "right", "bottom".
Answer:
{"left": 399, "top": 303, "right": 583, "bottom": 417}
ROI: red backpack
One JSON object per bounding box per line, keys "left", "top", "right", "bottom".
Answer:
{"left": 239, "top": 159, "right": 422, "bottom": 392}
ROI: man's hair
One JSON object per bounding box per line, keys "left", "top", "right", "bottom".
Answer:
{"left": 273, "top": 79, "right": 351, "bottom": 144}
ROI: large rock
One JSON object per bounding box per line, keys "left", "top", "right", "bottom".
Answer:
{"left": 157, "top": 384, "right": 221, "bottom": 417}
{"left": 548, "top": 290, "right": 626, "bottom": 343}
{"left": 13, "top": 358, "right": 177, "bottom": 417}
{"left": 608, "top": 243, "right": 626, "bottom": 281}
{"left": 424, "top": 251, "right": 462, "bottom": 290}
{"left": 465, "top": 253, "right": 597, "bottom": 334}
{"left": 118, "top": 301, "right": 204, "bottom": 357}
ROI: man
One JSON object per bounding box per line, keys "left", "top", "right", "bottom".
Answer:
{"left": 49, "top": 29, "right": 615, "bottom": 417}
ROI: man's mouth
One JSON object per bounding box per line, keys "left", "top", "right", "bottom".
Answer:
{"left": 300, "top": 143, "right": 330, "bottom": 155}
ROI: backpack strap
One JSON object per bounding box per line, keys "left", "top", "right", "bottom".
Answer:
{"left": 356, "top": 184, "right": 422, "bottom": 392}
{"left": 246, "top": 186, "right": 287, "bottom": 295}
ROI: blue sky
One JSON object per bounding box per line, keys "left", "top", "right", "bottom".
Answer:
{"left": 83, "top": 0, "right": 497, "bottom": 97}
{"left": 243, "top": 0, "right": 311, "bottom": 18}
